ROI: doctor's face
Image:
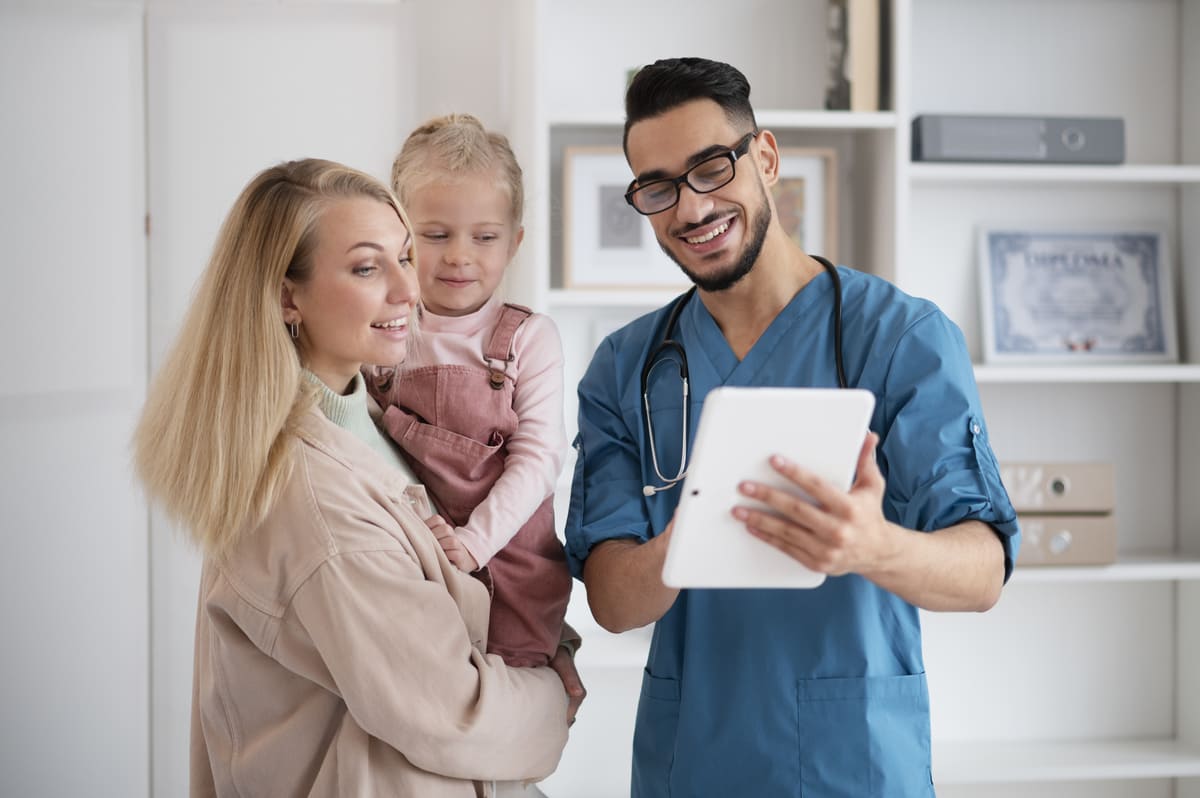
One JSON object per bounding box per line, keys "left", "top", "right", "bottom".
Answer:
{"left": 625, "top": 99, "right": 772, "bottom": 293}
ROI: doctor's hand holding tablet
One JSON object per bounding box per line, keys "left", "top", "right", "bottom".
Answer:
{"left": 661, "top": 386, "right": 881, "bottom": 589}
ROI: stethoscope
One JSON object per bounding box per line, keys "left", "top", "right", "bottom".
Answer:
{"left": 641, "top": 255, "right": 847, "bottom": 497}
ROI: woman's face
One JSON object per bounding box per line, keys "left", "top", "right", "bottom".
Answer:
{"left": 284, "top": 196, "right": 417, "bottom": 393}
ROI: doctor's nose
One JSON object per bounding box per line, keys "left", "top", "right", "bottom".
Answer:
{"left": 673, "top": 183, "right": 715, "bottom": 224}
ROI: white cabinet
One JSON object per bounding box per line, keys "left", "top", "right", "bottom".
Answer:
{"left": 518, "top": 1, "right": 1200, "bottom": 796}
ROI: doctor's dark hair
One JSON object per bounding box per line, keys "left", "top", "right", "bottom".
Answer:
{"left": 623, "top": 57, "right": 758, "bottom": 154}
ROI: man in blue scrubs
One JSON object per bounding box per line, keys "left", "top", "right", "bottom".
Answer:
{"left": 564, "top": 57, "right": 1020, "bottom": 797}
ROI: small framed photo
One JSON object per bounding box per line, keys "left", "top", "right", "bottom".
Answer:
{"left": 978, "top": 227, "right": 1177, "bottom": 363}
{"left": 772, "top": 147, "right": 838, "bottom": 262}
{"left": 562, "top": 146, "right": 688, "bottom": 291}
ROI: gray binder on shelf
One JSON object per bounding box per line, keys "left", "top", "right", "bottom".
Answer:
{"left": 912, "top": 114, "right": 1125, "bottom": 164}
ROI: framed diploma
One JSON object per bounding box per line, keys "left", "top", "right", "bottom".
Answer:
{"left": 978, "top": 227, "right": 1177, "bottom": 363}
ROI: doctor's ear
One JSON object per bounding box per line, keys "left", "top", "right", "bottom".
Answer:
{"left": 754, "top": 130, "right": 781, "bottom": 187}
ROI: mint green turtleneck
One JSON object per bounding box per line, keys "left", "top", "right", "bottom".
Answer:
{"left": 303, "top": 370, "right": 419, "bottom": 484}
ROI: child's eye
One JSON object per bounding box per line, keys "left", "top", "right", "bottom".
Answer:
{"left": 478, "top": 234, "right": 498, "bottom": 243}
{"left": 423, "top": 232, "right": 448, "bottom": 241}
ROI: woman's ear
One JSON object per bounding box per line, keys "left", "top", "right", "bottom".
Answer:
{"left": 281, "top": 279, "right": 300, "bottom": 324}
{"left": 755, "top": 129, "right": 781, "bottom": 188}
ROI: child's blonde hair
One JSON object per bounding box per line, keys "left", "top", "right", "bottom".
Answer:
{"left": 134, "top": 159, "right": 411, "bottom": 556}
{"left": 391, "top": 113, "right": 524, "bottom": 225}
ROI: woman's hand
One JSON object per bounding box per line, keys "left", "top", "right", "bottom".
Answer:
{"left": 424, "top": 514, "right": 480, "bottom": 572}
{"left": 548, "top": 645, "right": 586, "bottom": 726}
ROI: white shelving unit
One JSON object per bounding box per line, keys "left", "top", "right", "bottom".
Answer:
{"left": 516, "top": 1, "right": 1200, "bottom": 796}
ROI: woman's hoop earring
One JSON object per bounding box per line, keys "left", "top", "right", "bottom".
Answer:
{"left": 289, "top": 321, "right": 299, "bottom": 340}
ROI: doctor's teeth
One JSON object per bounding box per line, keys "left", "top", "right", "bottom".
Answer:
{"left": 686, "top": 223, "right": 729, "bottom": 245}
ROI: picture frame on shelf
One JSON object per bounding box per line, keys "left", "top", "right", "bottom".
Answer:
{"left": 978, "top": 226, "right": 1177, "bottom": 364}
{"left": 562, "top": 146, "right": 688, "bottom": 291}
{"left": 772, "top": 147, "right": 838, "bottom": 263}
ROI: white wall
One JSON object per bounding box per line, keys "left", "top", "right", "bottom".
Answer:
{"left": 0, "top": 3, "right": 149, "bottom": 796}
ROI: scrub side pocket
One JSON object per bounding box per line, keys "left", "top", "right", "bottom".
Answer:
{"left": 796, "top": 673, "right": 933, "bottom": 798}
{"left": 631, "top": 670, "right": 681, "bottom": 798}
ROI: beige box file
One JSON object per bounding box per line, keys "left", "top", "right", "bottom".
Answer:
{"left": 1016, "top": 514, "right": 1117, "bottom": 566}
{"left": 1000, "top": 462, "right": 1115, "bottom": 513}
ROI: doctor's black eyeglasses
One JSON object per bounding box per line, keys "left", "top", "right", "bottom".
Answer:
{"left": 624, "top": 132, "right": 758, "bottom": 216}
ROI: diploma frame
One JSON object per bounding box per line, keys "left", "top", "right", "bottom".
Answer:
{"left": 561, "top": 146, "right": 689, "bottom": 291}
{"left": 978, "top": 226, "right": 1177, "bottom": 364}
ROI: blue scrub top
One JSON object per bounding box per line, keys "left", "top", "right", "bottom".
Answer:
{"left": 565, "top": 267, "right": 1020, "bottom": 798}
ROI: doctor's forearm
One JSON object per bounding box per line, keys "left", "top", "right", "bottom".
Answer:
{"left": 863, "top": 521, "right": 1005, "bottom": 612}
{"left": 583, "top": 535, "right": 679, "bottom": 633}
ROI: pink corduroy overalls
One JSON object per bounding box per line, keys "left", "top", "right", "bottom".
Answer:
{"left": 377, "top": 304, "right": 571, "bottom": 667}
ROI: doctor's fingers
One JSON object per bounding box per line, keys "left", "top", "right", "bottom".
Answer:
{"left": 760, "top": 455, "right": 861, "bottom": 519}
{"left": 738, "top": 510, "right": 838, "bottom": 573}
{"left": 737, "top": 474, "right": 851, "bottom": 530}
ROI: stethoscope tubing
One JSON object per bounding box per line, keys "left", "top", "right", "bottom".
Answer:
{"left": 640, "top": 256, "right": 847, "bottom": 495}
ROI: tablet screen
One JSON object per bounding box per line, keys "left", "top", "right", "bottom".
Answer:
{"left": 661, "top": 386, "right": 875, "bottom": 588}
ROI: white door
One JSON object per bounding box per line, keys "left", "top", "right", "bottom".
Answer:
{"left": 0, "top": 3, "right": 149, "bottom": 796}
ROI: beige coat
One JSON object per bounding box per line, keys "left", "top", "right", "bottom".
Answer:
{"left": 190, "top": 407, "right": 569, "bottom": 797}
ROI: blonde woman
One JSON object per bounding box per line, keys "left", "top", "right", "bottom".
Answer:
{"left": 135, "top": 159, "right": 576, "bottom": 797}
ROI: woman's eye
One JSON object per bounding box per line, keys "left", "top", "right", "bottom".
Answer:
{"left": 398, "top": 256, "right": 413, "bottom": 268}
{"left": 352, "top": 263, "right": 377, "bottom": 276}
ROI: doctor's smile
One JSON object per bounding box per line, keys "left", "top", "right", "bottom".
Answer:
{"left": 675, "top": 214, "right": 737, "bottom": 251}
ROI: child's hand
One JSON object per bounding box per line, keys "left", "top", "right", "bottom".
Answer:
{"left": 424, "top": 514, "right": 480, "bottom": 572}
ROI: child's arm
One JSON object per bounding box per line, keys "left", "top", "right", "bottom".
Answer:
{"left": 453, "top": 314, "right": 566, "bottom": 568}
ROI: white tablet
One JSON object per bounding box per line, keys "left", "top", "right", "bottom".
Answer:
{"left": 661, "top": 386, "right": 876, "bottom": 589}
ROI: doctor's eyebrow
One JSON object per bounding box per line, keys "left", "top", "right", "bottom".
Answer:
{"left": 633, "top": 143, "right": 735, "bottom": 184}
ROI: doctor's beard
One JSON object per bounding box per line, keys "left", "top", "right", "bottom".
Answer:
{"left": 660, "top": 183, "right": 772, "bottom": 293}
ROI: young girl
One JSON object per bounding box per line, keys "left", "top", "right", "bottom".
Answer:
{"left": 374, "top": 114, "right": 573, "bottom": 669}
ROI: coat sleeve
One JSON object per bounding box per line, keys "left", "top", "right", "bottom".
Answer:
{"left": 282, "top": 547, "right": 570, "bottom": 782}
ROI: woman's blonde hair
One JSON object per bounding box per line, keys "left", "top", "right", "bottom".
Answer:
{"left": 134, "top": 158, "right": 409, "bottom": 556}
{"left": 390, "top": 113, "right": 524, "bottom": 225}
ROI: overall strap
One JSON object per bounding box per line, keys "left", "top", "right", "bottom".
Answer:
{"left": 484, "top": 303, "right": 533, "bottom": 389}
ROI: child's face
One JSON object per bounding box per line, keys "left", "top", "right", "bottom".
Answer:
{"left": 405, "top": 171, "right": 523, "bottom": 317}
